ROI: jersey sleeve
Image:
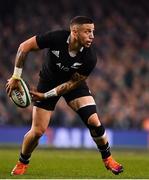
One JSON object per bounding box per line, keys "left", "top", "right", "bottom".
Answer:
{"left": 78, "top": 48, "right": 97, "bottom": 77}
{"left": 36, "top": 30, "right": 67, "bottom": 49}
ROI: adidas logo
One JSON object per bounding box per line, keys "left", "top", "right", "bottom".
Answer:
{"left": 51, "top": 50, "right": 60, "bottom": 58}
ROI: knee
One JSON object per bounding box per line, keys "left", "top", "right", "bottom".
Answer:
{"left": 87, "top": 113, "right": 101, "bottom": 127}
{"left": 77, "top": 105, "right": 105, "bottom": 137}
{"left": 29, "top": 128, "right": 46, "bottom": 139}
{"left": 77, "top": 105, "right": 99, "bottom": 126}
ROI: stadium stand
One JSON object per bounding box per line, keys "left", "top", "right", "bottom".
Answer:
{"left": 0, "top": 0, "right": 148, "bottom": 130}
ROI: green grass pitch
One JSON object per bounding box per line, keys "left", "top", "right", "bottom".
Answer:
{"left": 0, "top": 147, "right": 149, "bottom": 179}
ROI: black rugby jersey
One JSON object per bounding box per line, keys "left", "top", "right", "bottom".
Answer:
{"left": 36, "top": 30, "right": 97, "bottom": 86}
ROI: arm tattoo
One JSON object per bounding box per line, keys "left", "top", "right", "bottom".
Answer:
{"left": 15, "top": 48, "right": 28, "bottom": 68}
{"left": 56, "top": 72, "right": 87, "bottom": 95}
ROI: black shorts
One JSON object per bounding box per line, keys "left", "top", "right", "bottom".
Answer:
{"left": 34, "top": 79, "right": 92, "bottom": 111}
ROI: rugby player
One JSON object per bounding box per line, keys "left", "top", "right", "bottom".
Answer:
{"left": 6, "top": 16, "right": 123, "bottom": 175}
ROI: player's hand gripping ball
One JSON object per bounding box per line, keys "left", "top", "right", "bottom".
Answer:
{"left": 10, "top": 79, "right": 31, "bottom": 108}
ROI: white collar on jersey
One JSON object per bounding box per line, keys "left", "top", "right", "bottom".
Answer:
{"left": 67, "top": 36, "right": 84, "bottom": 52}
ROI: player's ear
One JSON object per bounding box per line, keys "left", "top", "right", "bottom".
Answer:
{"left": 70, "top": 25, "right": 78, "bottom": 37}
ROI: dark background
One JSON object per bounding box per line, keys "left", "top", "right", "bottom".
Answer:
{"left": 0, "top": 0, "right": 148, "bottom": 130}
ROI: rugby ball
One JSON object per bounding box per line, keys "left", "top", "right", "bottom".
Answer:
{"left": 10, "top": 79, "right": 31, "bottom": 108}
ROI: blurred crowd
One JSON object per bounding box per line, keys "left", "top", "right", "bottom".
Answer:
{"left": 0, "top": 0, "right": 149, "bottom": 130}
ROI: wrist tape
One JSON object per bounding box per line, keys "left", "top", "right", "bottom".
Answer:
{"left": 12, "top": 67, "right": 22, "bottom": 80}
{"left": 44, "top": 88, "right": 57, "bottom": 98}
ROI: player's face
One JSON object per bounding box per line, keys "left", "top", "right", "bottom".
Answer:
{"left": 77, "top": 23, "right": 95, "bottom": 48}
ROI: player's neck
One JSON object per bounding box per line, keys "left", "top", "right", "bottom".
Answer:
{"left": 69, "top": 36, "right": 82, "bottom": 53}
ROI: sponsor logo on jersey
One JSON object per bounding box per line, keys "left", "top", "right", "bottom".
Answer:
{"left": 56, "top": 63, "right": 69, "bottom": 71}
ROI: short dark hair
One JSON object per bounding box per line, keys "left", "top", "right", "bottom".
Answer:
{"left": 70, "top": 16, "right": 93, "bottom": 26}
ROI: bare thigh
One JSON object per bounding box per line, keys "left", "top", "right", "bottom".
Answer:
{"left": 31, "top": 106, "right": 52, "bottom": 133}
{"left": 68, "top": 96, "right": 96, "bottom": 111}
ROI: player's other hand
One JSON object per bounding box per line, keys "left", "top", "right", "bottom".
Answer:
{"left": 30, "top": 90, "right": 44, "bottom": 101}
{"left": 6, "top": 78, "right": 23, "bottom": 97}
